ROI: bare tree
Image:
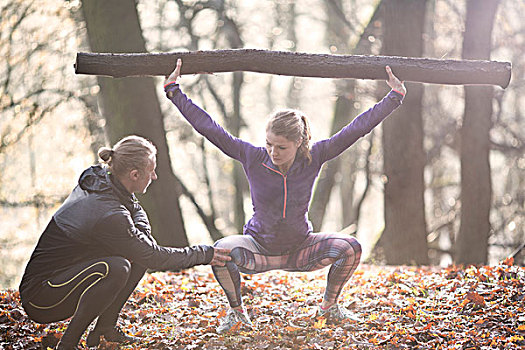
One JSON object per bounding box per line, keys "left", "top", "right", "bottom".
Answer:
{"left": 0, "top": 1, "right": 103, "bottom": 206}
{"left": 81, "top": 0, "right": 188, "bottom": 247}
{"left": 379, "top": 0, "right": 429, "bottom": 265}
{"left": 310, "top": 0, "right": 383, "bottom": 232}
{"left": 456, "top": 0, "right": 500, "bottom": 265}
{"left": 214, "top": 0, "right": 248, "bottom": 233}
{"left": 0, "top": 0, "right": 105, "bottom": 288}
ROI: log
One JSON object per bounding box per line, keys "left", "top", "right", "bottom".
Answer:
{"left": 74, "top": 49, "right": 512, "bottom": 88}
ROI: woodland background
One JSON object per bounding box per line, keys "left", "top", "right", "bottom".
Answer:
{"left": 1, "top": 0, "right": 524, "bottom": 291}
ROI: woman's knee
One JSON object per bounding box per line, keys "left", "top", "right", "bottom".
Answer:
{"left": 229, "top": 247, "right": 252, "bottom": 267}
{"left": 214, "top": 235, "right": 261, "bottom": 271}
{"left": 330, "top": 236, "right": 362, "bottom": 262}
{"left": 214, "top": 236, "right": 234, "bottom": 250}
{"left": 214, "top": 235, "right": 255, "bottom": 250}
{"left": 348, "top": 238, "right": 362, "bottom": 257}
{"left": 339, "top": 238, "right": 361, "bottom": 264}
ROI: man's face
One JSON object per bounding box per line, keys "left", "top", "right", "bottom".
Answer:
{"left": 134, "top": 156, "right": 157, "bottom": 194}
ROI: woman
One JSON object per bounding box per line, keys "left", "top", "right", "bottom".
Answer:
{"left": 19, "top": 135, "right": 231, "bottom": 349}
{"left": 164, "top": 59, "right": 406, "bottom": 333}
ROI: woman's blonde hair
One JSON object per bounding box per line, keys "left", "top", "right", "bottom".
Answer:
{"left": 98, "top": 135, "right": 157, "bottom": 177}
{"left": 266, "top": 109, "right": 312, "bottom": 164}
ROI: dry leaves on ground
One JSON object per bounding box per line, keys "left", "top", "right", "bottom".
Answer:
{"left": 1, "top": 259, "right": 524, "bottom": 349}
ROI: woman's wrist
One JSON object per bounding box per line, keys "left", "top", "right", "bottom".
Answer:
{"left": 164, "top": 81, "right": 178, "bottom": 89}
{"left": 391, "top": 88, "right": 406, "bottom": 96}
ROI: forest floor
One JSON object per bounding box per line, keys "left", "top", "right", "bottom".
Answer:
{"left": 1, "top": 260, "right": 524, "bottom": 349}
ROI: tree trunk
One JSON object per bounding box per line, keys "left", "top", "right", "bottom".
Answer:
{"left": 75, "top": 50, "right": 511, "bottom": 88}
{"left": 231, "top": 72, "right": 247, "bottom": 233}
{"left": 456, "top": 0, "right": 500, "bottom": 265}
{"left": 284, "top": 2, "right": 300, "bottom": 108}
{"left": 217, "top": 6, "right": 247, "bottom": 233}
{"left": 310, "top": 0, "right": 383, "bottom": 231}
{"left": 80, "top": 0, "right": 188, "bottom": 247}
{"left": 309, "top": 0, "right": 354, "bottom": 231}
{"left": 310, "top": 87, "right": 356, "bottom": 231}
{"left": 381, "top": 0, "right": 429, "bottom": 265}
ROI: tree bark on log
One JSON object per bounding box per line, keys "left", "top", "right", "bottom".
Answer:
{"left": 75, "top": 49, "right": 512, "bottom": 88}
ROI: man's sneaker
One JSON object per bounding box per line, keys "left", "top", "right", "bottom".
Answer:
{"left": 217, "top": 307, "right": 253, "bottom": 334}
{"left": 86, "top": 326, "right": 139, "bottom": 347}
{"left": 316, "top": 304, "right": 361, "bottom": 324}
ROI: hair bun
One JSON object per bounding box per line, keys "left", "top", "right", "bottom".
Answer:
{"left": 97, "top": 147, "right": 114, "bottom": 163}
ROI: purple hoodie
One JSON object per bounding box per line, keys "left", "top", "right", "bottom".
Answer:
{"left": 166, "top": 84, "right": 403, "bottom": 254}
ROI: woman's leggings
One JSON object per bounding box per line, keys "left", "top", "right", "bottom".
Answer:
{"left": 22, "top": 256, "right": 146, "bottom": 345}
{"left": 212, "top": 232, "right": 362, "bottom": 308}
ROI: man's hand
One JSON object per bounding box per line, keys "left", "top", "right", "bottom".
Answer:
{"left": 385, "top": 65, "right": 406, "bottom": 96}
{"left": 209, "top": 247, "right": 231, "bottom": 266}
{"left": 164, "top": 58, "right": 182, "bottom": 86}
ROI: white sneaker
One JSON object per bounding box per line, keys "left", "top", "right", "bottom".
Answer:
{"left": 217, "top": 306, "right": 253, "bottom": 334}
{"left": 316, "top": 304, "right": 361, "bottom": 324}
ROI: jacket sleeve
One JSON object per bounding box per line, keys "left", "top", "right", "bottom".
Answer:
{"left": 165, "top": 83, "right": 255, "bottom": 163}
{"left": 130, "top": 202, "right": 154, "bottom": 241}
{"left": 314, "top": 90, "right": 404, "bottom": 163}
{"left": 93, "top": 210, "right": 214, "bottom": 271}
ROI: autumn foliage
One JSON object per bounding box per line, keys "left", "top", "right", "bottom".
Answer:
{"left": 1, "top": 260, "right": 524, "bottom": 349}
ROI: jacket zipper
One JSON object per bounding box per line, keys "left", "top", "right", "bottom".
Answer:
{"left": 262, "top": 163, "right": 288, "bottom": 218}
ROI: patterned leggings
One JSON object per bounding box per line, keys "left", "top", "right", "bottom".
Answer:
{"left": 212, "top": 232, "right": 362, "bottom": 308}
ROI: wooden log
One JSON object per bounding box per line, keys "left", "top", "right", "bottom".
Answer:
{"left": 75, "top": 49, "right": 512, "bottom": 88}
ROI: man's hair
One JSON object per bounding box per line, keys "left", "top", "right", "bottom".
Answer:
{"left": 98, "top": 135, "right": 157, "bottom": 177}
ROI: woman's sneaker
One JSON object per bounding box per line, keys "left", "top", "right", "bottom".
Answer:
{"left": 217, "top": 307, "right": 253, "bottom": 334}
{"left": 316, "top": 304, "right": 361, "bottom": 324}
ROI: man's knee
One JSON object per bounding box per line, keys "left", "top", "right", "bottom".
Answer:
{"left": 104, "top": 256, "right": 132, "bottom": 286}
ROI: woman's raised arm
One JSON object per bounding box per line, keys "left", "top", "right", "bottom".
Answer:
{"left": 164, "top": 58, "right": 182, "bottom": 87}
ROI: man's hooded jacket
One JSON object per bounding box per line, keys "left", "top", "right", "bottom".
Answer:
{"left": 20, "top": 165, "right": 213, "bottom": 303}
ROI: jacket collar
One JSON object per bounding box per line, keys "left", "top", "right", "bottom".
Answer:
{"left": 108, "top": 172, "right": 138, "bottom": 206}
{"left": 78, "top": 165, "right": 137, "bottom": 209}
{"left": 262, "top": 152, "right": 304, "bottom": 175}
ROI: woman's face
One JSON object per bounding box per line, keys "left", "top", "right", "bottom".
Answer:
{"left": 265, "top": 130, "right": 301, "bottom": 173}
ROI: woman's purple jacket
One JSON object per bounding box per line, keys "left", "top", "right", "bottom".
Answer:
{"left": 165, "top": 84, "right": 403, "bottom": 254}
